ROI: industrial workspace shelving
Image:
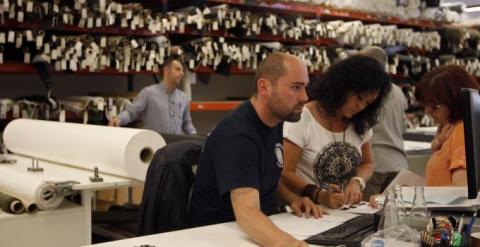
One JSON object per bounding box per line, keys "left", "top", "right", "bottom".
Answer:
{"left": 0, "top": 0, "right": 450, "bottom": 114}
{"left": 0, "top": 0, "right": 446, "bottom": 76}
{"left": 0, "top": 19, "right": 160, "bottom": 37}
{"left": 176, "top": 0, "right": 448, "bottom": 112}
{"left": 206, "top": 0, "right": 442, "bottom": 30}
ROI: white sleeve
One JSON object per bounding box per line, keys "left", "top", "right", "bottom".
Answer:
{"left": 283, "top": 117, "right": 307, "bottom": 149}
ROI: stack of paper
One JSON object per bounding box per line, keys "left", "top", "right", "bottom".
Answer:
{"left": 402, "top": 186, "right": 479, "bottom": 210}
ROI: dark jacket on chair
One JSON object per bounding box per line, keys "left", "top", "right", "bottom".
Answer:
{"left": 138, "top": 139, "right": 204, "bottom": 235}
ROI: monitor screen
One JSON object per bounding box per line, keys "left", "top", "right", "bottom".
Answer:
{"left": 462, "top": 88, "right": 480, "bottom": 199}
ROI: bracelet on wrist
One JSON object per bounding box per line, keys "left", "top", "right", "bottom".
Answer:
{"left": 301, "top": 184, "right": 319, "bottom": 200}
{"left": 350, "top": 176, "right": 366, "bottom": 191}
{"left": 314, "top": 188, "right": 321, "bottom": 204}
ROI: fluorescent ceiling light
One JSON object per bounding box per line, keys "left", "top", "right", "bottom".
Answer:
{"left": 465, "top": 6, "right": 480, "bottom": 12}
{"left": 441, "top": 1, "right": 465, "bottom": 7}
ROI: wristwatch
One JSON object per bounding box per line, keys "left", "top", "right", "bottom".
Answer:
{"left": 350, "top": 176, "right": 366, "bottom": 191}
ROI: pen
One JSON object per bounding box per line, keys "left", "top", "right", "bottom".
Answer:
{"left": 465, "top": 212, "right": 477, "bottom": 240}
{"left": 319, "top": 183, "right": 340, "bottom": 193}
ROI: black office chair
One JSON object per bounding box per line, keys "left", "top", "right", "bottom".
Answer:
{"left": 91, "top": 137, "right": 204, "bottom": 243}
{"left": 138, "top": 138, "right": 204, "bottom": 235}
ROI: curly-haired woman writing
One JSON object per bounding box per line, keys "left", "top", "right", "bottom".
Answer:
{"left": 281, "top": 55, "right": 391, "bottom": 208}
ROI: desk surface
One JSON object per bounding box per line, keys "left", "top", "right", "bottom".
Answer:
{"left": 87, "top": 221, "right": 258, "bottom": 247}
{"left": 84, "top": 208, "right": 362, "bottom": 247}
{"left": 406, "top": 126, "right": 437, "bottom": 135}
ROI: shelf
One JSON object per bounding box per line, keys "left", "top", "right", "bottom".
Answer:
{"left": 207, "top": 0, "right": 318, "bottom": 17}
{"left": 170, "top": 28, "right": 338, "bottom": 46}
{"left": 0, "top": 63, "right": 432, "bottom": 82}
{"left": 0, "top": 63, "right": 157, "bottom": 75}
{"left": 207, "top": 0, "right": 442, "bottom": 30}
{"left": 193, "top": 65, "right": 330, "bottom": 76}
{"left": 317, "top": 7, "right": 438, "bottom": 29}
{"left": 190, "top": 101, "right": 242, "bottom": 111}
{"left": 172, "top": 29, "right": 438, "bottom": 54}
{"left": 0, "top": 20, "right": 159, "bottom": 37}
{"left": 0, "top": 63, "right": 298, "bottom": 76}
{"left": 194, "top": 65, "right": 255, "bottom": 75}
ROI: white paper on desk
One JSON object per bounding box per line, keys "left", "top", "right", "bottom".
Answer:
{"left": 406, "top": 126, "right": 437, "bottom": 135}
{"left": 270, "top": 213, "right": 349, "bottom": 236}
{"left": 341, "top": 202, "right": 382, "bottom": 214}
{"left": 322, "top": 207, "right": 359, "bottom": 221}
{"left": 402, "top": 186, "right": 468, "bottom": 206}
{"left": 384, "top": 168, "right": 425, "bottom": 193}
{"left": 3, "top": 119, "right": 166, "bottom": 181}
{"left": 403, "top": 141, "right": 432, "bottom": 151}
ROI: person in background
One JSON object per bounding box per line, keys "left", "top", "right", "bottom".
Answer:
{"left": 415, "top": 65, "right": 480, "bottom": 186}
{"left": 358, "top": 46, "right": 409, "bottom": 200}
{"left": 369, "top": 65, "right": 479, "bottom": 208}
{"left": 189, "top": 52, "right": 321, "bottom": 247}
{"left": 109, "top": 57, "right": 197, "bottom": 135}
{"left": 281, "top": 55, "right": 391, "bottom": 208}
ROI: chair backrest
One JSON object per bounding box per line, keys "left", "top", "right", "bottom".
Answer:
{"left": 138, "top": 139, "right": 204, "bottom": 235}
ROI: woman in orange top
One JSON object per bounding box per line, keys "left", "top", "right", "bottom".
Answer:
{"left": 415, "top": 65, "right": 480, "bottom": 186}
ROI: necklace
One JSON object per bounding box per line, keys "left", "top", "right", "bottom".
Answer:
{"left": 332, "top": 129, "right": 346, "bottom": 144}
{"left": 328, "top": 116, "right": 346, "bottom": 144}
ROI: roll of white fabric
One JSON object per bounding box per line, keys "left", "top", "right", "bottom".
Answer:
{"left": 3, "top": 119, "right": 166, "bottom": 181}
{"left": 0, "top": 167, "right": 61, "bottom": 211}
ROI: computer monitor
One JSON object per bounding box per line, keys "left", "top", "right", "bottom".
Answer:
{"left": 461, "top": 88, "right": 480, "bottom": 199}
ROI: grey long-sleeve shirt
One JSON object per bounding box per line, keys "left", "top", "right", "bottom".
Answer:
{"left": 372, "top": 83, "right": 408, "bottom": 173}
{"left": 118, "top": 82, "right": 197, "bottom": 135}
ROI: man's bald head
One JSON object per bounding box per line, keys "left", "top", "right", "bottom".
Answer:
{"left": 253, "top": 52, "right": 303, "bottom": 96}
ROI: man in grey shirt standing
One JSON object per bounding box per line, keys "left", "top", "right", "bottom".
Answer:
{"left": 109, "top": 58, "right": 197, "bottom": 135}
{"left": 358, "top": 46, "right": 409, "bottom": 199}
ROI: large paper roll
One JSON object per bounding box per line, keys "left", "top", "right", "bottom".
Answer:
{"left": 3, "top": 119, "right": 166, "bottom": 180}
{"left": 0, "top": 168, "right": 59, "bottom": 211}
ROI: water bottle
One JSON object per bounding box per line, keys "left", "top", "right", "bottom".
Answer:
{"left": 370, "top": 239, "right": 384, "bottom": 247}
{"left": 393, "top": 185, "right": 408, "bottom": 224}
{"left": 378, "top": 189, "right": 400, "bottom": 231}
{"left": 408, "top": 186, "right": 430, "bottom": 232}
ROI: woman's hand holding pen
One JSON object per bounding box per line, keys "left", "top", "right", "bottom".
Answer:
{"left": 317, "top": 184, "right": 344, "bottom": 209}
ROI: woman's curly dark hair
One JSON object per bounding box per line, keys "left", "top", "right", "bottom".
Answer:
{"left": 309, "top": 55, "right": 391, "bottom": 136}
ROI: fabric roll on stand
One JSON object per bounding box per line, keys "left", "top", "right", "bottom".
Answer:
{"left": 0, "top": 191, "right": 25, "bottom": 214}
{"left": 3, "top": 119, "right": 166, "bottom": 180}
{"left": 0, "top": 166, "right": 70, "bottom": 211}
{"left": 0, "top": 118, "right": 167, "bottom": 247}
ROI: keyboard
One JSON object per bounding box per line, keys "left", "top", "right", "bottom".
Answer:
{"left": 305, "top": 214, "right": 375, "bottom": 247}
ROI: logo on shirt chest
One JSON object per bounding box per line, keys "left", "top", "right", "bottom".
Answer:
{"left": 275, "top": 143, "right": 284, "bottom": 168}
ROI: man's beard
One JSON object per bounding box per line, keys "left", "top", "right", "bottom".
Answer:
{"left": 267, "top": 92, "right": 303, "bottom": 122}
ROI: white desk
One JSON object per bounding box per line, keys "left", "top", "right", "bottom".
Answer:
{"left": 83, "top": 209, "right": 360, "bottom": 247}
{"left": 0, "top": 154, "right": 136, "bottom": 247}
{"left": 404, "top": 140, "right": 432, "bottom": 177}
{"left": 406, "top": 126, "right": 437, "bottom": 135}
{"left": 86, "top": 220, "right": 258, "bottom": 247}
